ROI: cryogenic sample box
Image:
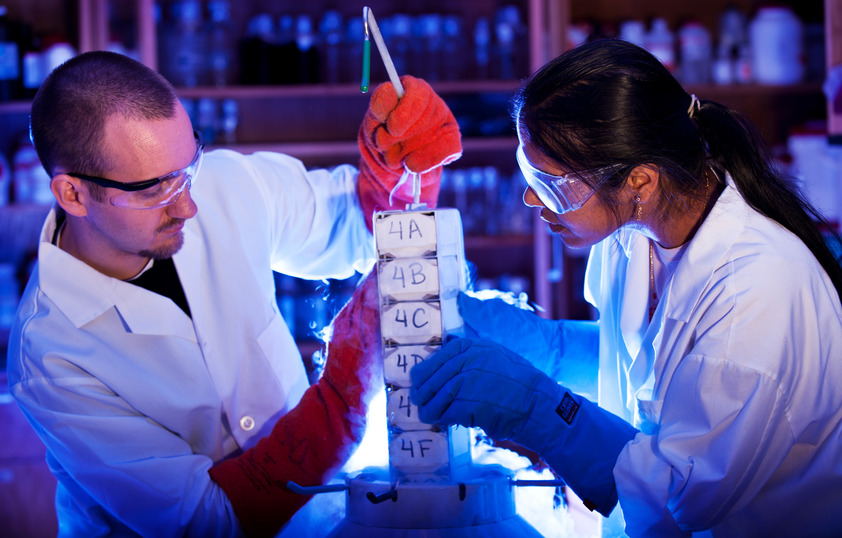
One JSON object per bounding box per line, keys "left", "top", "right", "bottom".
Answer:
{"left": 373, "top": 207, "right": 471, "bottom": 480}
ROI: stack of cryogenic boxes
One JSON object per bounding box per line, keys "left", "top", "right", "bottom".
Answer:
{"left": 373, "top": 207, "right": 472, "bottom": 481}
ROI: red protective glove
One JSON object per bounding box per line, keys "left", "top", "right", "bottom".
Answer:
{"left": 358, "top": 75, "right": 462, "bottom": 229}
{"left": 208, "top": 272, "right": 382, "bottom": 537}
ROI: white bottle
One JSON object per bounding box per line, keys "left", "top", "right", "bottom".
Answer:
{"left": 205, "top": 0, "right": 235, "bottom": 87}
{"left": 749, "top": 6, "right": 804, "bottom": 84}
{"left": 645, "top": 18, "right": 676, "bottom": 72}
{"left": 0, "top": 262, "right": 18, "bottom": 329}
{"left": 166, "top": 0, "right": 205, "bottom": 87}
{"left": 0, "top": 150, "right": 10, "bottom": 206}
{"left": 619, "top": 20, "right": 646, "bottom": 47}
{"left": 678, "top": 21, "right": 712, "bottom": 85}
{"left": 12, "top": 138, "right": 52, "bottom": 205}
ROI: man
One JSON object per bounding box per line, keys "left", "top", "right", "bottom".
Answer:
{"left": 6, "top": 51, "right": 461, "bottom": 536}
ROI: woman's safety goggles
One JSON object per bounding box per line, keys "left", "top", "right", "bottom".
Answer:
{"left": 516, "top": 145, "right": 621, "bottom": 214}
{"left": 68, "top": 131, "right": 204, "bottom": 210}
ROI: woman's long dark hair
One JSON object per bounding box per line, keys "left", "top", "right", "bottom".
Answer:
{"left": 513, "top": 39, "right": 842, "bottom": 304}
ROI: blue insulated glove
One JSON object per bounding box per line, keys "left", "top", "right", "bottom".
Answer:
{"left": 410, "top": 337, "right": 638, "bottom": 516}
{"left": 458, "top": 292, "right": 599, "bottom": 388}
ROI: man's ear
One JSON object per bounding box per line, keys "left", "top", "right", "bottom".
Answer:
{"left": 625, "top": 164, "right": 660, "bottom": 204}
{"left": 51, "top": 174, "right": 88, "bottom": 217}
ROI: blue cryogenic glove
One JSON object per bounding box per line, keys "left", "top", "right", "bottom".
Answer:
{"left": 410, "top": 337, "right": 638, "bottom": 516}
{"left": 459, "top": 292, "right": 599, "bottom": 390}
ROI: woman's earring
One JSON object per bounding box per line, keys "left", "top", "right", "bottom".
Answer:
{"left": 635, "top": 195, "right": 643, "bottom": 221}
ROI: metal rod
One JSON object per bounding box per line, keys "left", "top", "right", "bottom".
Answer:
{"left": 286, "top": 481, "right": 348, "bottom": 495}
{"left": 510, "top": 479, "right": 567, "bottom": 487}
{"left": 364, "top": 6, "right": 405, "bottom": 98}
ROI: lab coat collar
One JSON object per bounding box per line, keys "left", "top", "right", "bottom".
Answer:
{"left": 661, "top": 174, "right": 746, "bottom": 322}
{"left": 36, "top": 208, "right": 197, "bottom": 340}
{"left": 613, "top": 174, "right": 746, "bottom": 326}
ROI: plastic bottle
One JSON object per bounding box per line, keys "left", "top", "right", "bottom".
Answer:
{"left": 318, "top": 11, "right": 343, "bottom": 85}
{"left": 749, "top": 6, "right": 804, "bottom": 84}
{"left": 0, "top": 150, "right": 10, "bottom": 206}
{"left": 196, "top": 97, "right": 217, "bottom": 145}
{"left": 276, "top": 15, "right": 298, "bottom": 84}
{"left": 496, "top": 5, "right": 528, "bottom": 78}
{"left": 678, "top": 21, "right": 712, "bottom": 84}
{"left": 205, "top": 0, "right": 235, "bottom": 87}
{"left": 645, "top": 18, "right": 676, "bottom": 72}
{"left": 296, "top": 15, "right": 319, "bottom": 84}
{"left": 0, "top": 6, "right": 21, "bottom": 101}
{"left": 389, "top": 14, "right": 412, "bottom": 77}
{"left": 219, "top": 98, "right": 238, "bottom": 145}
{"left": 441, "top": 15, "right": 464, "bottom": 81}
{"left": 164, "top": 0, "right": 205, "bottom": 87}
{"left": 494, "top": 16, "right": 515, "bottom": 79}
{"left": 712, "top": 42, "right": 734, "bottom": 85}
{"left": 735, "top": 43, "right": 753, "bottom": 84}
{"left": 474, "top": 17, "right": 491, "bottom": 79}
{"left": 12, "top": 135, "right": 52, "bottom": 204}
{"left": 619, "top": 20, "right": 646, "bottom": 47}
{"left": 0, "top": 263, "right": 19, "bottom": 330}
{"left": 419, "top": 14, "right": 442, "bottom": 81}
{"left": 17, "top": 21, "right": 42, "bottom": 99}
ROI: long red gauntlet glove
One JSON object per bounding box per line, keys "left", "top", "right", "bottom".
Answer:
{"left": 208, "top": 272, "right": 382, "bottom": 537}
{"left": 358, "top": 75, "right": 462, "bottom": 228}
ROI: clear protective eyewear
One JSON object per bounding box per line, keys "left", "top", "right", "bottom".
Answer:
{"left": 68, "top": 130, "right": 204, "bottom": 210}
{"left": 516, "top": 145, "right": 621, "bottom": 214}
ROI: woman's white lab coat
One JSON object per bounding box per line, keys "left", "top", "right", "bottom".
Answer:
{"left": 585, "top": 177, "right": 842, "bottom": 536}
{"left": 6, "top": 149, "right": 376, "bottom": 537}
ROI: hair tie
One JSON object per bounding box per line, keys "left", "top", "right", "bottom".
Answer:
{"left": 687, "top": 94, "right": 701, "bottom": 118}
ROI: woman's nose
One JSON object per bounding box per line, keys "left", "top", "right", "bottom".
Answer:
{"left": 523, "top": 186, "right": 545, "bottom": 209}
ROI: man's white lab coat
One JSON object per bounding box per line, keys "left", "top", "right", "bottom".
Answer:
{"left": 6, "top": 149, "right": 376, "bottom": 537}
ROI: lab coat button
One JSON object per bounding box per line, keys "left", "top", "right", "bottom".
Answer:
{"left": 239, "top": 416, "right": 255, "bottom": 431}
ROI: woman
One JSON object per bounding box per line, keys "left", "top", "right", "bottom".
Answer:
{"left": 410, "top": 39, "right": 842, "bottom": 537}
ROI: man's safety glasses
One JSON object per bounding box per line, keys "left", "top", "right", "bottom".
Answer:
{"left": 516, "top": 145, "right": 622, "bottom": 215}
{"left": 68, "top": 131, "right": 204, "bottom": 210}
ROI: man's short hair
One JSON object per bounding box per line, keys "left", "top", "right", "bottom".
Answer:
{"left": 30, "top": 51, "right": 180, "bottom": 199}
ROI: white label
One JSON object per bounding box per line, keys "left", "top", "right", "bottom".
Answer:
{"left": 383, "top": 344, "right": 439, "bottom": 387}
{"left": 0, "top": 43, "right": 20, "bottom": 80}
{"left": 375, "top": 212, "right": 437, "bottom": 257}
{"left": 381, "top": 301, "right": 442, "bottom": 345}
{"left": 387, "top": 387, "right": 426, "bottom": 431}
{"left": 388, "top": 430, "right": 449, "bottom": 472}
{"left": 378, "top": 257, "right": 439, "bottom": 302}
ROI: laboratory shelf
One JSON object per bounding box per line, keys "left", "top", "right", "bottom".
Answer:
{"left": 207, "top": 137, "right": 518, "bottom": 163}
{"left": 175, "top": 80, "right": 524, "bottom": 99}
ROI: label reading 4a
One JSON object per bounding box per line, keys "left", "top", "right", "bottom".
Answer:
{"left": 375, "top": 212, "right": 437, "bottom": 255}
{"left": 388, "top": 217, "right": 424, "bottom": 240}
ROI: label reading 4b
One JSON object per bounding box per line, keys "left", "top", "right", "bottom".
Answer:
{"left": 378, "top": 257, "right": 439, "bottom": 302}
